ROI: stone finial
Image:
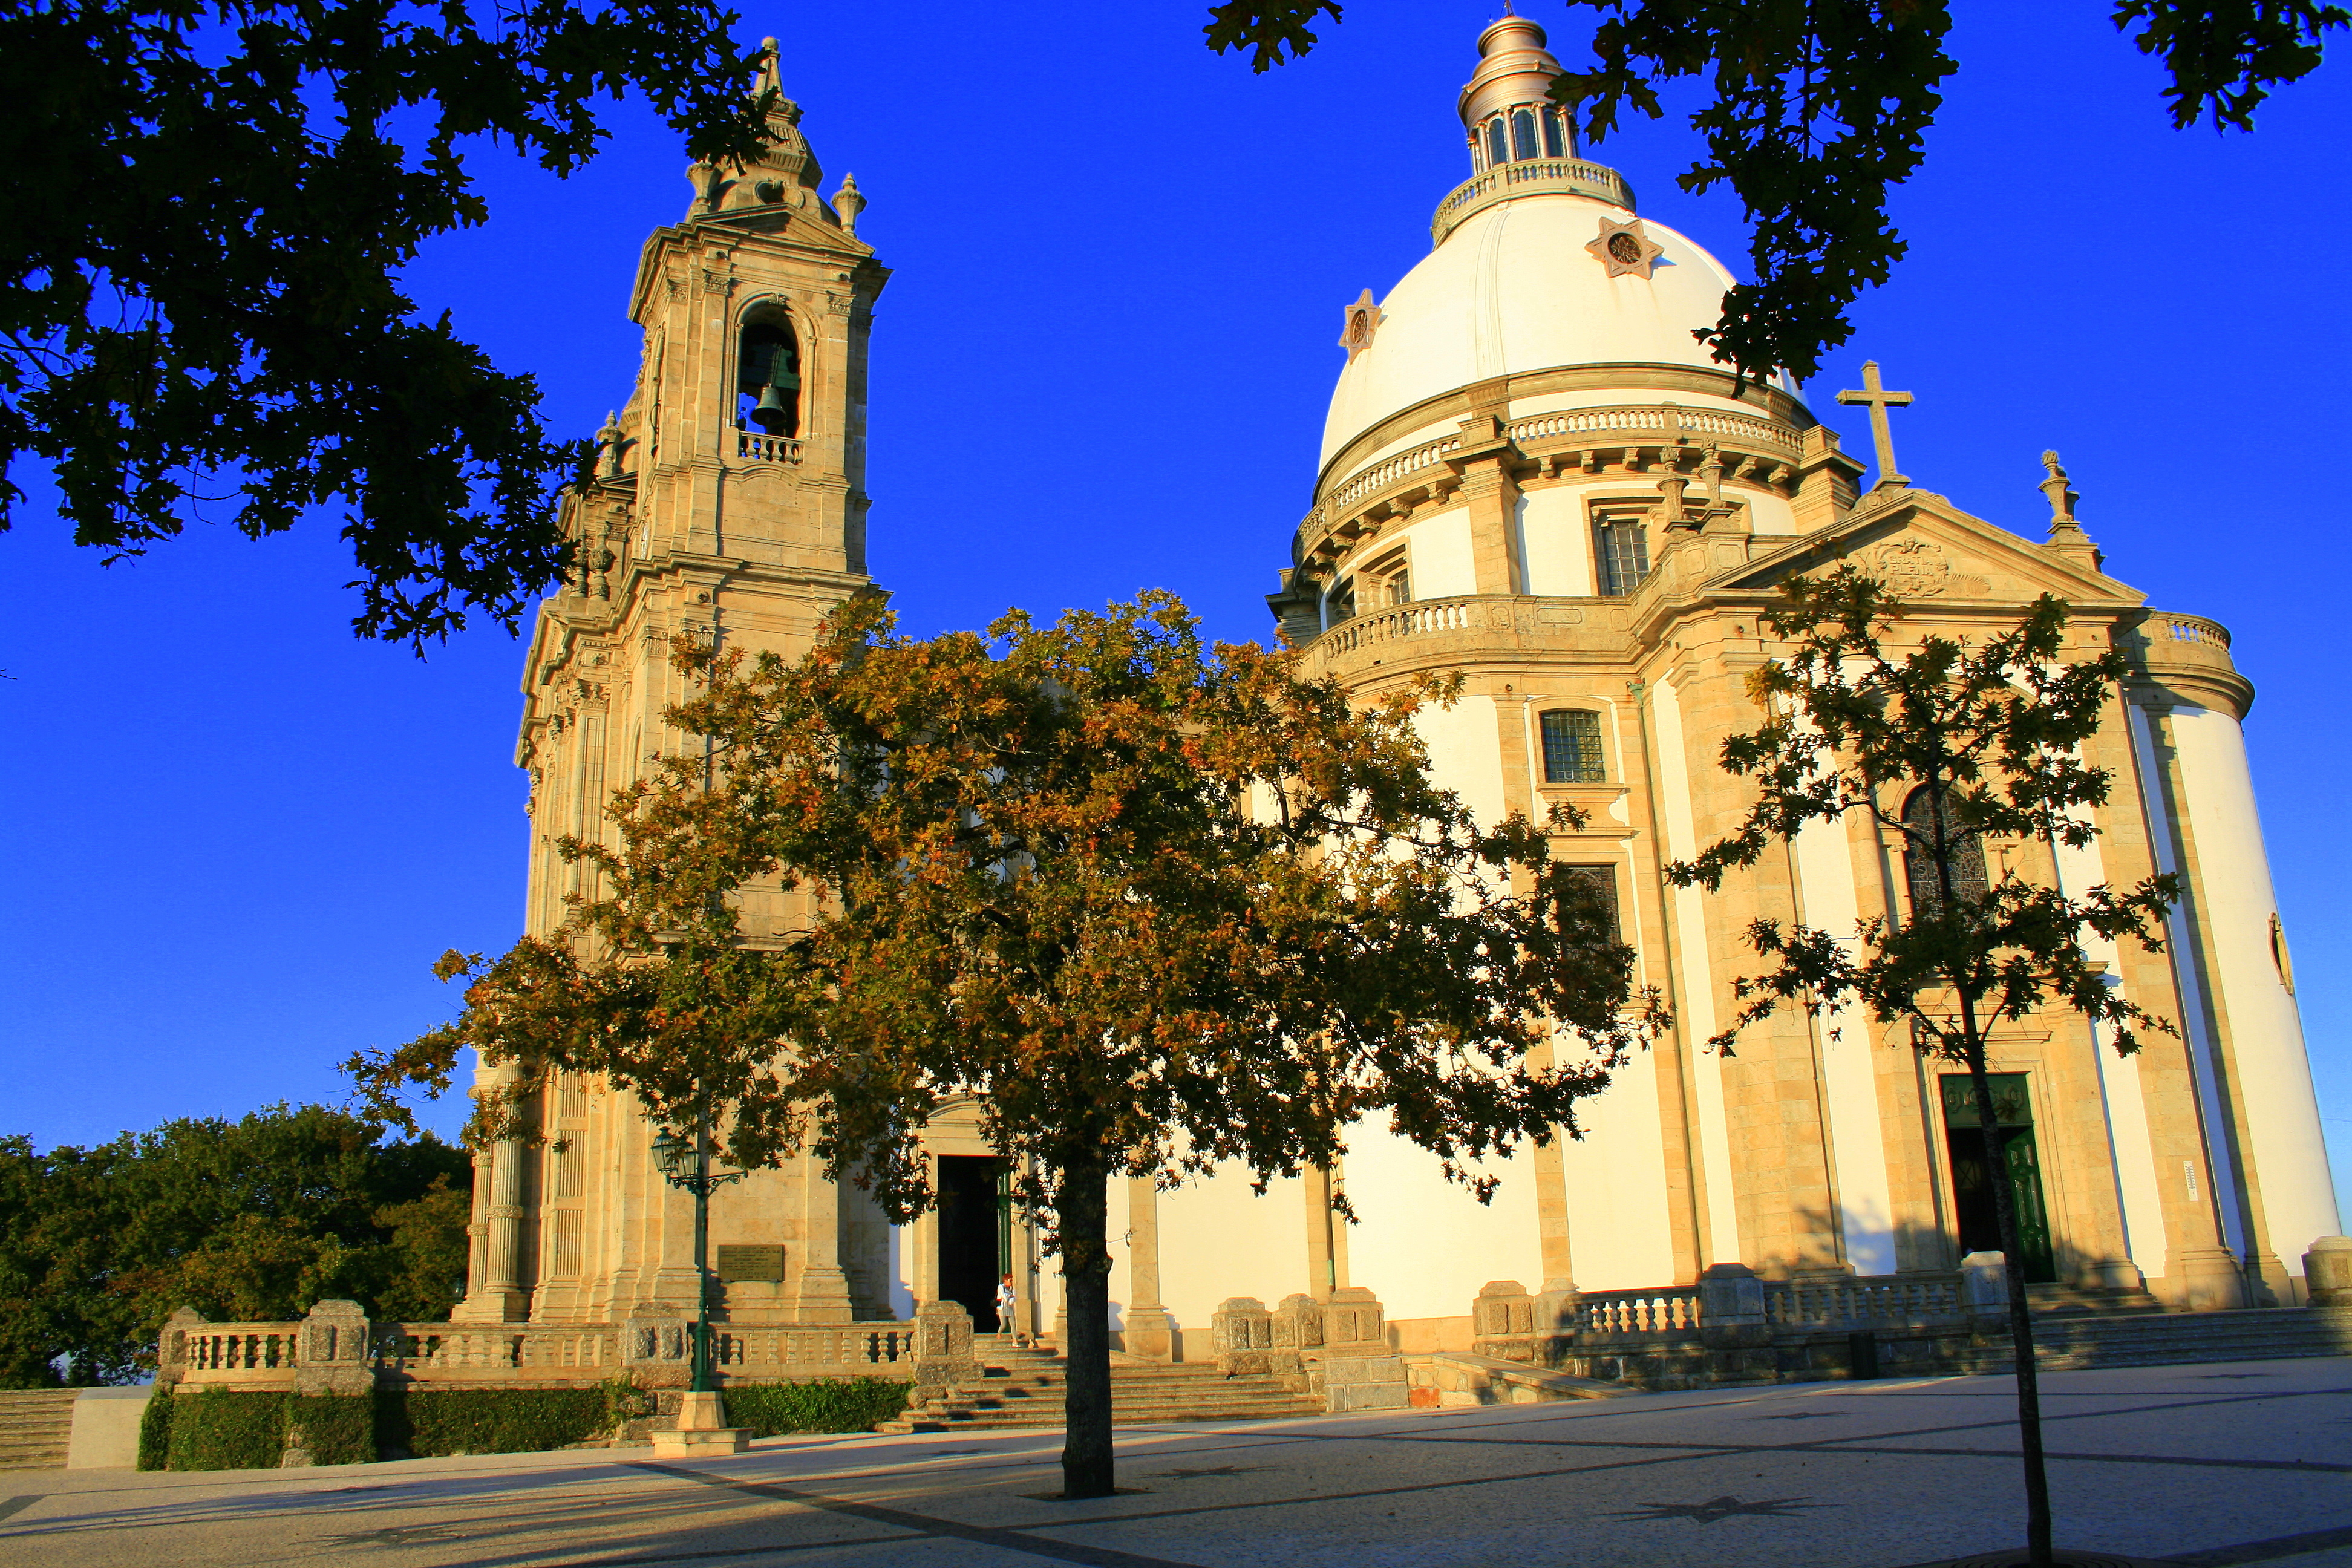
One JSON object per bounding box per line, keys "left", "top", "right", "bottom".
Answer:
{"left": 832, "top": 173, "right": 865, "bottom": 237}
{"left": 2040, "top": 449, "right": 2081, "bottom": 526}
{"left": 2037, "top": 449, "right": 2103, "bottom": 572}
{"left": 596, "top": 410, "right": 626, "bottom": 479}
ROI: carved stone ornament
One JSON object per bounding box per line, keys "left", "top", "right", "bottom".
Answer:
{"left": 1872, "top": 537, "right": 1950, "bottom": 598}
{"left": 1338, "top": 288, "right": 1385, "bottom": 362}
{"left": 1586, "top": 217, "right": 1666, "bottom": 281}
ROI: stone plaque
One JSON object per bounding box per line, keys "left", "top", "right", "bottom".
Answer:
{"left": 716, "top": 1244, "right": 786, "bottom": 1283}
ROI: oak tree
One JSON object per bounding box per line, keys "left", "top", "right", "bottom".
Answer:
{"left": 2, "top": 0, "right": 780, "bottom": 644}
{"left": 1665, "top": 566, "right": 2177, "bottom": 1567}
{"left": 354, "top": 590, "right": 1654, "bottom": 1498}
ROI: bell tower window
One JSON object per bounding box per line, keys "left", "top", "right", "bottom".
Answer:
{"left": 737, "top": 319, "right": 801, "bottom": 438}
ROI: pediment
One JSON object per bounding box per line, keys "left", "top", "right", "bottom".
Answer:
{"left": 1709, "top": 489, "right": 2145, "bottom": 611}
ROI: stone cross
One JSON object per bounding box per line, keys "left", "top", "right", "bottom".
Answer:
{"left": 1835, "top": 360, "right": 1913, "bottom": 489}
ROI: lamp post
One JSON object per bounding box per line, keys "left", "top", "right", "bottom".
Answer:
{"left": 652, "top": 1096, "right": 742, "bottom": 1395}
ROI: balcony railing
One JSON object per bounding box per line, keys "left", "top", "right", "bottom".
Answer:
{"left": 736, "top": 430, "right": 802, "bottom": 464}
{"left": 1432, "top": 158, "right": 1635, "bottom": 242}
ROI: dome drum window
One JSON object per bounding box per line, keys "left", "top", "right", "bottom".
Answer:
{"left": 1471, "top": 105, "right": 1573, "bottom": 172}
{"left": 1540, "top": 709, "right": 1606, "bottom": 784}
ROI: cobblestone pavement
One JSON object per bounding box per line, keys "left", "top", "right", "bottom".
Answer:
{"left": 2, "top": 1354, "right": 2346, "bottom": 1567}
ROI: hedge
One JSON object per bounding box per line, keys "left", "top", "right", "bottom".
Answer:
{"left": 136, "top": 1386, "right": 175, "bottom": 1471}
{"left": 719, "top": 1378, "right": 908, "bottom": 1436}
{"left": 377, "top": 1384, "right": 622, "bottom": 1459}
{"left": 164, "top": 1386, "right": 292, "bottom": 1471}
{"left": 140, "top": 1375, "right": 907, "bottom": 1470}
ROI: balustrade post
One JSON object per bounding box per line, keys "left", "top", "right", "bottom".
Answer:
{"left": 1210, "top": 1297, "right": 1272, "bottom": 1376}
{"left": 912, "top": 1298, "right": 979, "bottom": 1394}
{"left": 2304, "top": 1236, "right": 2352, "bottom": 1307}
{"left": 1962, "top": 1250, "right": 2012, "bottom": 1328}
{"left": 1698, "top": 1262, "right": 1770, "bottom": 1350}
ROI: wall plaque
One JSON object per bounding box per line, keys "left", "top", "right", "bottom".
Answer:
{"left": 716, "top": 1244, "right": 786, "bottom": 1283}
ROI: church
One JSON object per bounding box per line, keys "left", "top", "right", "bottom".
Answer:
{"left": 452, "top": 16, "right": 2341, "bottom": 1358}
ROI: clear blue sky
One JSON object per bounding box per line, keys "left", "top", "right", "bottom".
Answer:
{"left": 4, "top": 0, "right": 2347, "bottom": 1217}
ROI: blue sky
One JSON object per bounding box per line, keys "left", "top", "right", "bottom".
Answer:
{"left": 4, "top": 0, "right": 2347, "bottom": 1218}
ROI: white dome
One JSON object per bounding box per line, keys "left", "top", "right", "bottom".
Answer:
{"left": 1320, "top": 192, "right": 1742, "bottom": 474}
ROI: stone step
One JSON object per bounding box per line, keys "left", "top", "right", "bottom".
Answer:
{"left": 0, "top": 1390, "right": 80, "bottom": 1471}
{"left": 1953, "top": 1307, "right": 2352, "bottom": 1373}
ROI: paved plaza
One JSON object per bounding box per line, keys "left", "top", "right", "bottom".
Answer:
{"left": 2, "top": 1356, "right": 2347, "bottom": 1567}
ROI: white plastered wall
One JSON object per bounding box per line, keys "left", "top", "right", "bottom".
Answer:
{"left": 2166, "top": 705, "right": 2342, "bottom": 1267}
{"left": 1342, "top": 1131, "right": 1544, "bottom": 1319}
{"left": 2051, "top": 822, "right": 2172, "bottom": 1283}
{"left": 1156, "top": 1168, "right": 1309, "bottom": 1339}
{"left": 1789, "top": 811, "right": 1898, "bottom": 1276}
{"left": 1514, "top": 486, "right": 1596, "bottom": 597}
{"left": 1555, "top": 1045, "right": 1678, "bottom": 1288}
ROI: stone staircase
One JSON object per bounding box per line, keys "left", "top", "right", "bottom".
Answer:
{"left": 2027, "top": 1281, "right": 2165, "bottom": 1316}
{"left": 878, "top": 1339, "right": 1325, "bottom": 1433}
{"left": 1961, "top": 1306, "right": 2352, "bottom": 1373}
{"left": 0, "top": 1390, "right": 80, "bottom": 1470}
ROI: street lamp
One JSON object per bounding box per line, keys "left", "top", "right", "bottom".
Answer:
{"left": 652, "top": 1100, "right": 743, "bottom": 1395}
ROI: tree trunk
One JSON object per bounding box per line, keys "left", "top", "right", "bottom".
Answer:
{"left": 1965, "top": 1040, "right": 2053, "bottom": 1567}
{"left": 1054, "top": 1158, "right": 1114, "bottom": 1499}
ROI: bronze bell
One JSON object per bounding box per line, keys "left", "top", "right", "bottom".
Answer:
{"left": 750, "top": 382, "right": 792, "bottom": 434}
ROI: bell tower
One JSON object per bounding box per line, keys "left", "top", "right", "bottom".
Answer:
{"left": 456, "top": 47, "right": 894, "bottom": 1328}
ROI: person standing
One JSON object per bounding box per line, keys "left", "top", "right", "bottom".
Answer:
{"left": 996, "top": 1272, "right": 1020, "bottom": 1343}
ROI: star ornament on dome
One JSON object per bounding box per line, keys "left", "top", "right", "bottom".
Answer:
{"left": 1587, "top": 217, "right": 1666, "bottom": 280}
{"left": 1338, "top": 288, "right": 1385, "bottom": 362}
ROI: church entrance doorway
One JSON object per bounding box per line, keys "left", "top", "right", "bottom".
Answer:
{"left": 1939, "top": 1073, "right": 2058, "bottom": 1282}
{"left": 936, "top": 1155, "right": 1011, "bottom": 1330}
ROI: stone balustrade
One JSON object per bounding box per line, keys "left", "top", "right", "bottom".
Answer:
{"left": 1765, "top": 1272, "right": 1962, "bottom": 1328}
{"left": 1431, "top": 158, "right": 1634, "bottom": 242}
{"left": 734, "top": 430, "right": 802, "bottom": 464}
{"left": 1304, "top": 594, "right": 1633, "bottom": 681}
{"left": 166, "top": 1302, "right": 933, "bottom": 1393}
{"left": 1296, "top": 400, "right": 1804, "bottom": 569}
{"left": 1579, "top": 1286, "right": 1705, "bottom": 1338}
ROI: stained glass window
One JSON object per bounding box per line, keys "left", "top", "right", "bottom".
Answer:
{"left": 1903, "top": 785, "right": 1989, "bottom": 913}
{"left": 1540, "top": 710, "right": 1605, "bottom": 783}
{"left": 1563, "top": 863, "right": 1621, "bottom": 939}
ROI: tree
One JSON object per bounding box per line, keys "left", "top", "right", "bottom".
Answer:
{"left": 1663, "top": 566, "right": 2177, "bottom": 1568}
{"left": 352, "top": 590, "right": 1655, "bottom": 1499}
{"left": 0, "top": 1105, "right": 471, "bottom": 1385}
{"left": 1207, "top": 0, "right": 2343, "bottom": 387}
{"left": 2, "top": 0, "right": 782, "bottom": 645}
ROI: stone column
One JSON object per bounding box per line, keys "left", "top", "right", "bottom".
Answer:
{"left": 453, "top": 1110, "right": 529, "bottom": 1322}
{"left": 1119, "top": 1176, "right": 1176, "bottom": 1360}
{"left": 791, "top": 1152, "right": 854, "bottom": 1324}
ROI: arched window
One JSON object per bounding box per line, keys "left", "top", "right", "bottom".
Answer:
{"left": 1485, "top": 117, "right": 1509, "bottom": 169}
{"left": 1540, "top": 710, "right": 1606, "bottom": 783}
{"left": 1902, "top": 785, "right": 1988, "bottom": 913}
{"left": 1542, "top": 107, "right": 1567, "bottom": 157}
{"left": 1511, "top": 108, "right": 1539, "bottom": 161}
{"left": 737, "top": 318, "right": 801, "bottom": 437}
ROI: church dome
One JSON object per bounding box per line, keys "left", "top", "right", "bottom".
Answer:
{"left": 1318, "top": 18, "right": 1744, "bottom": 475}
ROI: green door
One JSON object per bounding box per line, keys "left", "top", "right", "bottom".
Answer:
{"left": 1939, "top": 1073, "right": 2058, "bottom": 1284}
